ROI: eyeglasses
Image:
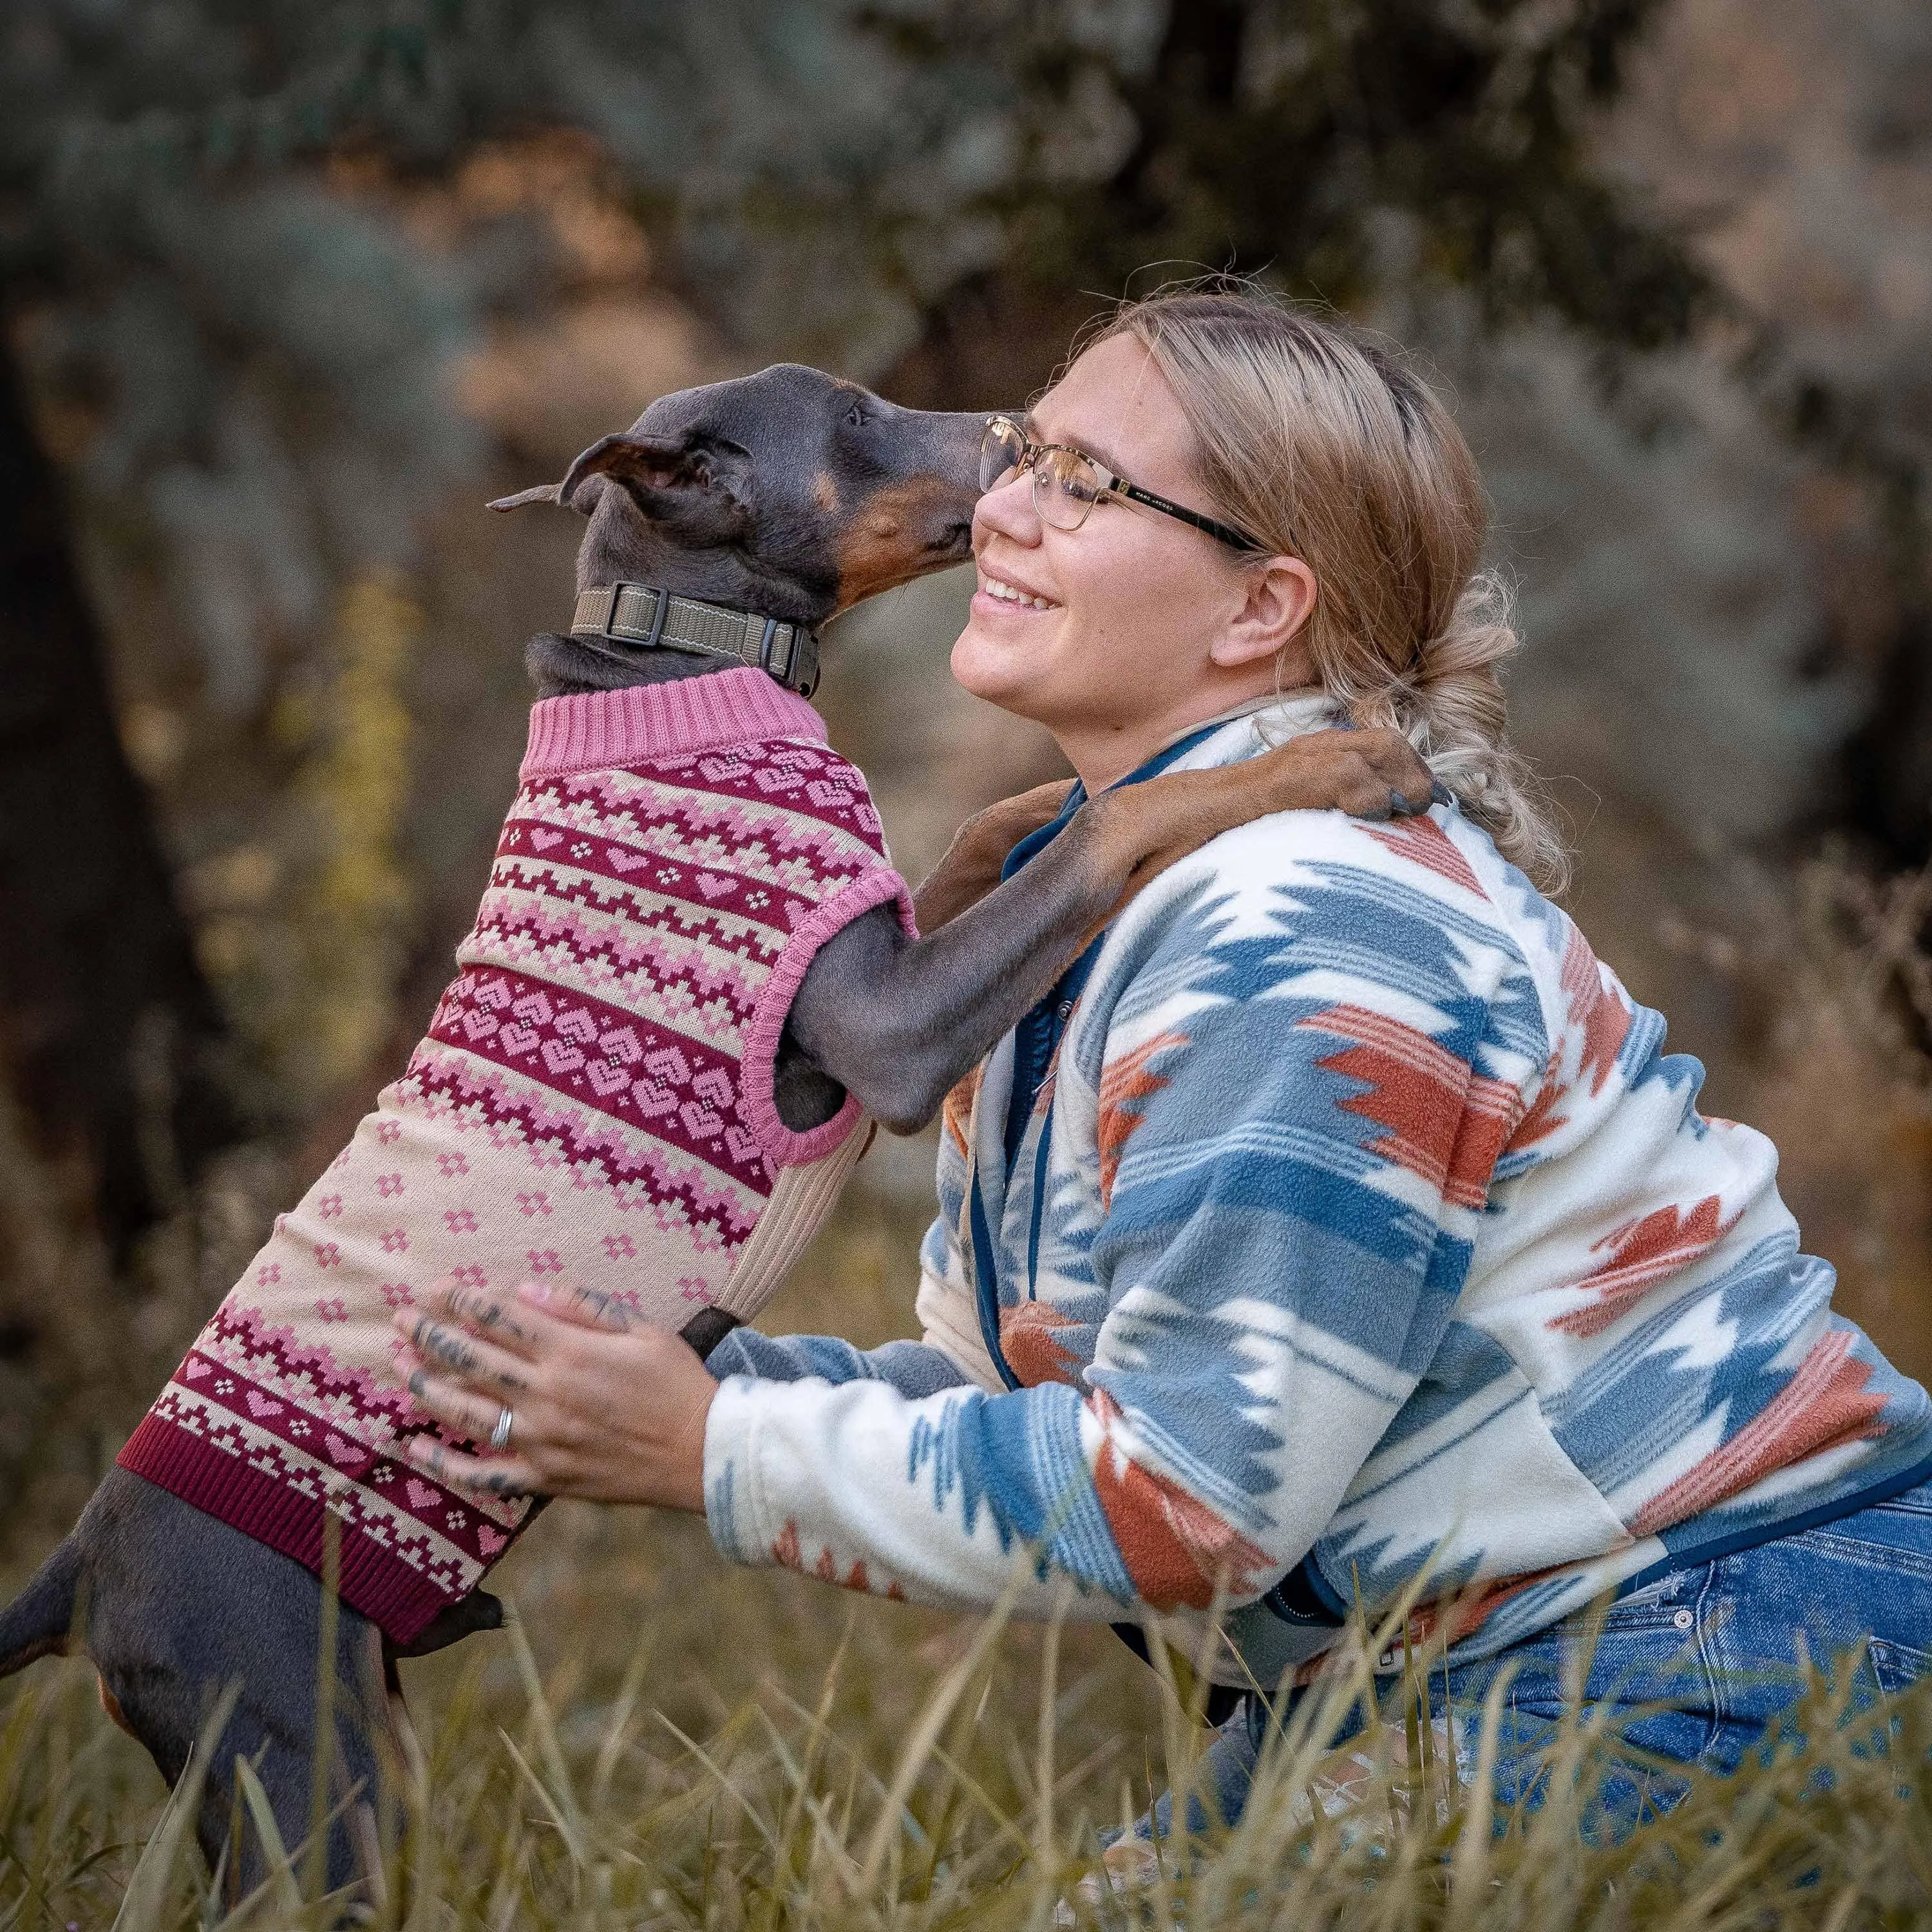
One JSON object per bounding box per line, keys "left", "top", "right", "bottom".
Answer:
{"left": 978, "top": 415, "right": 1262, "bottom": 553}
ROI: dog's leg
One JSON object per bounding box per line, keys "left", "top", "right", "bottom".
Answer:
{"left": 781, "top": 725, "right": 1439, "bottom": 1133}
{"left": 54, "top": 1468, "right": 398, "bottom": 1906}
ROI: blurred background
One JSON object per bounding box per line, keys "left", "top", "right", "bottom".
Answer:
{"left": 1, "top": 0, "right": 1929, "bottom": 1774}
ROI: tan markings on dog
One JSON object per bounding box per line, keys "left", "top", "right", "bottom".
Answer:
{"left": 832, "top": 477, "right": 968, "bottom": 609}
{"left": 98, "top": 1673, "right": 139, "bottom": 1739}
{"left": 811, "top": 470, "right": 840, "bottom": 513}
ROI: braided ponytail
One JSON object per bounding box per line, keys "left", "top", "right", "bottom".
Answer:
{"left": 1099, "top": 285, "right": 1569, "bottom": 893}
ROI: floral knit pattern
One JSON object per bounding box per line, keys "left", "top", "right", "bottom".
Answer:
{"left": 120, "top": 668, "right": 912, "bottom": 1642}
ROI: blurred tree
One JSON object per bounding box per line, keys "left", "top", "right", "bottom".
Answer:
{"left": 0, "top": 343, "right": 234, "bottom": 1250}
{"left": 0, "top": 0, "right": 1719, "bottom": 1251}
{"left": 2, "top": 3, "right": 479, "bottom": 1247}
{"left": 872, "top": 0, "right": 1711, "bottom": 404}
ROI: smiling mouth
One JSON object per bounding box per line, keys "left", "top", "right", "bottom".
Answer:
{"left": 980, "top": 573, "right": 1057, "bottom": 611}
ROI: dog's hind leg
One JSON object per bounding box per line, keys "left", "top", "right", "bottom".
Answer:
{"left": 64, "top": 1468, "right": 400, "bottom": 1906}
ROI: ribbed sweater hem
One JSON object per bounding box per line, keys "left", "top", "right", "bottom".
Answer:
{"left": 118, "top": 1412, "right": 454, "bottom": 1644}
{"left": 521, "top": 667, "right": 826, "bottom": 779}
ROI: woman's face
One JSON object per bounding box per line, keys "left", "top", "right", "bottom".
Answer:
{"left": 953, "top": 331, "right": 1314, "bottom": 789}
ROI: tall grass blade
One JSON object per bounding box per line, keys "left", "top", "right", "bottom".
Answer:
{"left": 111, "top": 1681, "right": 239, "bottom": 1932}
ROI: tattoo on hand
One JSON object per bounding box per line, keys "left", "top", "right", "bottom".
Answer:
{"left": 416, "top": 1321, "right": 478, "bottom": 1374}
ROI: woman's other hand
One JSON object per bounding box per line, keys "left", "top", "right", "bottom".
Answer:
{"left": 392, "top": 1278, "right": 717, "bottom": 1510}
{"left": 911, "top": 777, "right": 1077, "bottom": 931}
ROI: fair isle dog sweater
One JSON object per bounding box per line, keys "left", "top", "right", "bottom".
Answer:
{"left": 120, "top": 667, "right": 912, "bottom": 1643}
{"left": 701, "top": 695, "right": 1932, "bottom": 1688}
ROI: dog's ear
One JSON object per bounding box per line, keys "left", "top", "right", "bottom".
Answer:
{"left": 487, "top": 482, "right": 567, "bottom": 513}
{"left": 557, "top": 431, "right": 751, "bottom": 538}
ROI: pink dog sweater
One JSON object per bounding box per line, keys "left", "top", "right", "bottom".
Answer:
{"left": 120, "top": 667, "right": 913, "bottom": 1642}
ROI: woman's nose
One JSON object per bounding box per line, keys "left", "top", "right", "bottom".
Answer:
{"left": 972, "top": 473, "right": 1041, "bottom": 549}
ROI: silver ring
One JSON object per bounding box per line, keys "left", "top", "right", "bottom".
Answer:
{"left": 489, "top": 1405, "right": 515, "bottom": 1453}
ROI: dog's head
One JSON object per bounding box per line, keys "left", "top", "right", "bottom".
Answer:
{"left": 492, "top": 365, "right": 988, "bottom": 630}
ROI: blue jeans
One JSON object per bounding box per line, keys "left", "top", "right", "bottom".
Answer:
{"left": 1166, "top": 1479, "right": 1932, "bottom": 1839}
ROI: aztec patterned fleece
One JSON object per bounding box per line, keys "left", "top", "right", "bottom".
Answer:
{"left": 703, "top": 694, "right": 1932, "bottom": 1687}
{"left": 121, "top": 667, "right": 911, "bottom": 1643}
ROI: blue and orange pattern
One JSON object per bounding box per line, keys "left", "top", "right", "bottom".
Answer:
{"left": 703, "top": 697, "right": 1932, "bottom": 1683}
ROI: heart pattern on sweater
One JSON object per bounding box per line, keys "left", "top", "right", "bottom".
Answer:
{"left": 631, "top": 1078, "right": 677, "bottom": 1118}
{"left": 133, "top": 705, "right": 903, "bottom": 1648}
{"left": 542, "top": 1039, "right": 585, "bottom": 1076}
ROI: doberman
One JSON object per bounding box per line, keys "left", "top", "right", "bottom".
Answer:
{"left": 0, "top": 363, "right": 1434, "bottom": 1903}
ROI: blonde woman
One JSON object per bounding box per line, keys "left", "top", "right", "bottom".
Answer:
{"left": 399, "top": 287, "right": 1932, "bottom": 1828}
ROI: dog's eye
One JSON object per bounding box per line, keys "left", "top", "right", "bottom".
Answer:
{"left": 844, "top": 401, "right": 867, "bottom": 428}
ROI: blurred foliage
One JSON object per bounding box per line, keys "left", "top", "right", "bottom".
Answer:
{"left": 878, "top": 0, "right": 1708, "bottom": 386}
{"left": 1, "top": 0, "right": 1710, "bottom": 705}
{"left": 191, "top": 572, "right": 419, "bottom": 1115}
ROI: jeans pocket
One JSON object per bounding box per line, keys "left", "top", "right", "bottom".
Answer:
{"left": 1867, "top": 1636, "right": 1932, "bottom": 1696}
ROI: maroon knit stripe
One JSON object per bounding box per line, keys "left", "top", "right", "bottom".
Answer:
{"left": 160, "top": 1344, "right": 516, "bottom": 1565}
{"left": 540, "top": 764, "right": 887, "bottom": 861}
{"left": 118, "top": 1412, "right": 472, "bottom": 1644}
{"left": 492, "top": 821, "right": 802, "bottom": 939}
{"left": 427, "top": 965, "right": 773, "bottom": 1190}
{"left": 618, "top": 746, "right": 890, "bottom": 850}
{"left": 469, "top": 900, "right": 768, "bottom": 1029}
{"left": 399, "top": 1051, "right": 767, "bottom": 1238}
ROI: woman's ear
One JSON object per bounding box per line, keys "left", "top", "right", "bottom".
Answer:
{"left": 1209, "top": 555, "right": 1318, "bottom": 673}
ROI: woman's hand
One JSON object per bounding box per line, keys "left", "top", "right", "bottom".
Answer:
{"left": 392, "top": 1278, "right": 718, "bottom": 1511}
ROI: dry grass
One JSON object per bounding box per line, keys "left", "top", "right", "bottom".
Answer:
{"left": 2, "top": 1509, "right": 1931, "bottom": 1929}
{"left": 4, "top": 1174, "right": 1932, "bottom": 1928}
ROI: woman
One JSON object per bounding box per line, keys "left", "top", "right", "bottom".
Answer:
{"left": 396, "top": 287, "right": 1932, "bottom": 1826}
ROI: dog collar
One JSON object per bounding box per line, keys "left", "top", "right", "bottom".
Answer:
{"left": 569, "top": 583, "right": 820, "bottom": 698}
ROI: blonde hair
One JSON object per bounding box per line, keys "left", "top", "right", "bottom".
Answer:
{"left": 1095, "top": 284, "right": 1569, "bottom": 893}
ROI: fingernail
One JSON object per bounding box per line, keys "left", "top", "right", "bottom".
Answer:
{"left": 518, "top": 1278, "right": 552, "bottom": 1305}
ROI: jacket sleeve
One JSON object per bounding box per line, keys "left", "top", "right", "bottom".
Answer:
{"left": 704, "top": 1323, "right": 972, "bottom": 1401}
{"left": 703, "top": 824, "right": 1529, "bottom": 1616}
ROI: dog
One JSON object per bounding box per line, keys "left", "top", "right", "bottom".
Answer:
{"left": 0, "top": 363, "right": 1434, "bottom": 1901}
